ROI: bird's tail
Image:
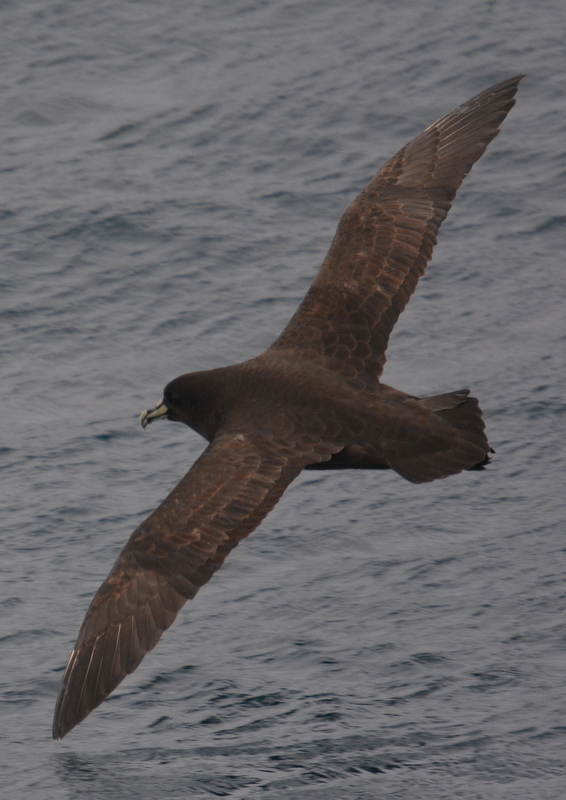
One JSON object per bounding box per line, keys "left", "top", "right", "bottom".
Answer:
{"left": 390, "top": 389, "right": 492, "bottom": 483}
{"left": 419, "top": 388, "right": 489, "bottom": 457}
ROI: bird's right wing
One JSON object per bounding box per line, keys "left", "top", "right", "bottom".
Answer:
{"left": 271, "top": 75, "right": 522, "bottom": 388}
{"left": 53, "top": 427, "right": 335, "bottom": 739}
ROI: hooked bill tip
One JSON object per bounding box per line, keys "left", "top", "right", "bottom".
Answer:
{"left": 139, "top": 401, "right": 168, "bottom": 429}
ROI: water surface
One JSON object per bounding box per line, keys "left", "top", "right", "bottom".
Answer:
{"left": 2, "top": 1, "right": 565, "bottom": 798}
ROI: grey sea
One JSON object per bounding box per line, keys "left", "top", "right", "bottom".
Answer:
{"left": 2, "top": 1, "right": 565, "bottom": 798}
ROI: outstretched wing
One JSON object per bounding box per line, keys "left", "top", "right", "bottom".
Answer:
{"left": 271, "top": 75, "right": 523, "bottom": 388}
{"left": 53, "top": 428, "right": 331, "bottom": 739}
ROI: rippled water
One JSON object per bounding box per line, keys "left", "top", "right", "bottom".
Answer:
{"left": 2, "top": 1, "right": 565, "bottom": 798}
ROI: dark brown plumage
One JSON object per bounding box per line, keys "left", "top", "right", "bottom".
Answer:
{"left": 53, "top": 75, "right": 522, "bottom": 739}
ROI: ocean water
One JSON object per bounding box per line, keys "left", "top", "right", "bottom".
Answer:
{"left": 2, "top": 1, "right": 565, "bottom": 798}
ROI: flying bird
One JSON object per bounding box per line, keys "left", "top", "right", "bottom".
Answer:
{"left": 53, "top": 75, "right": 522, "bottom": 739}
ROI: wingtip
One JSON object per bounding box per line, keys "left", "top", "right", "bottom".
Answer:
{"left": 491, "top": 73, "right": 525, "bottom": 103}
{"left": 52, "top": 724, "right": 65, "bottom": 741}
{"left": 492, "top": 73, "right": 525, "bottom": 88}
{"left": 52, "top": 647, "right": 86, "bottom": 741}
{"left": 52, "top": 693, "right": 72, "bottom": 740}
{"left": 52, "top": 709, "right": 69, "bottom": 740}
{"left": 52, "top": 693, "right": 89, "bottom": 740}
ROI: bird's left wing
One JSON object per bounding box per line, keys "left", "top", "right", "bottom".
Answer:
{"left": 53, "top": 427, "right": 331, "bottom": 739}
